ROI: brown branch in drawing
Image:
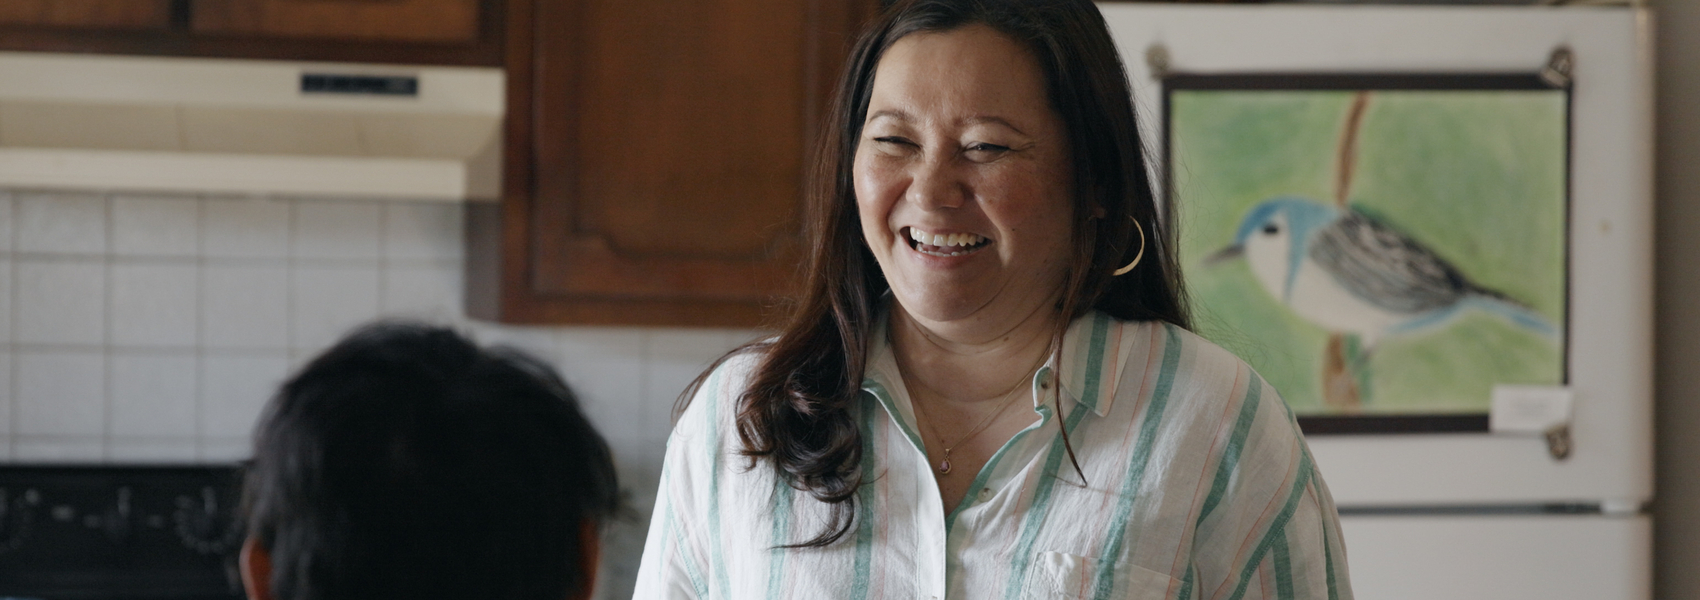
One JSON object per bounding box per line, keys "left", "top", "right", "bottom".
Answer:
{"left": 1323, "top": 333, "right": 1362, "bottom": 411}
{"left": 1323, "top": 92, "right": 1372, "bottom": 410}
{"left": 1334, "top": 91, "right": 1371, "bottom": 209}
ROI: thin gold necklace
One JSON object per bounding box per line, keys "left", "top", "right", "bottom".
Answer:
{"left": 912, "top": 371, "right": 1034, "bottom": 475}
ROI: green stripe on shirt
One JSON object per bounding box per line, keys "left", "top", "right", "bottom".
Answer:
{"left": 1273, "top": 534, "right": 1294, "bottom": 599}
{"left": 766, "top": 483, "right": 794, "bottom": 599}
{"left": 849, "top": 396, "right": 879, "bottom": 600}
{"left": 704, "top": 370, "right": 733, "bottom": 600}
{"left": 1224, "top": 451, "right": 1316, "bottom": 600}
{"left": 1092, "top": 323, "right": 1185, "bottom": 600}
{"left": 1199, "top": 378, "right": 1263, "bottom": 525}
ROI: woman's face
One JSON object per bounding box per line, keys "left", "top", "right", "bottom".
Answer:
{"left": 854, "top": 24, "right": 1075, "bottom": 330}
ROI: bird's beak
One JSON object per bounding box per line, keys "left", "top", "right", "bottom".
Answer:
{"left": 1205, "top": 245, "right": 1244, "bottom": 266}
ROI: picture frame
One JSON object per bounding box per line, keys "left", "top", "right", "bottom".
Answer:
{"left": 1162, "top": 72, "right": 1572, "bottom": 434}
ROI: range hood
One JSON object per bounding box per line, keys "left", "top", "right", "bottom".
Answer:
{"left": 0, "top": 52, "right": 503, "bottom": 201}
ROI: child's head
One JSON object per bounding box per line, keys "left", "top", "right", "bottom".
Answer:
{"left": 238, "top": 322, "right": 618, "bottom": 600}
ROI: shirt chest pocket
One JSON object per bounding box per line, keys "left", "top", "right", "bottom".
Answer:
{"left": 1023, "top": 551, "right": 1177, "bottom": 600}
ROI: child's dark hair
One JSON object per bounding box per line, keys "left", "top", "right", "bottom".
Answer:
{"left": 240, "top": 321, "right": 619, "bottom": 600}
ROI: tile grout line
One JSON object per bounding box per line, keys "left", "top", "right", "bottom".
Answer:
{"left": 103, "top": 193, "right": 115, "bottom": 461}
{"left": 195, "top": 194, "right": 208, "bottom": 461}
{"left": 7, "top": 193, "right": 17, "bottom": 457}
{"left": 285, "top": 196, "right": 298, "bottom": 365}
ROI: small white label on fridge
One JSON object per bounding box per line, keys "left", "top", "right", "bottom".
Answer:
{"left": 1490, "top": 385, "right": 1574, "bottom": 433}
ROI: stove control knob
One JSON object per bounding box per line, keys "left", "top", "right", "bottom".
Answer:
{"left": 103, "top": 487, "right": 133, "bottom": 544}
{"left": 174, "top": 486, "right": 238, "bottom": 555}
{"left": 0, "top": 488, "right": 41, "bottom": 553}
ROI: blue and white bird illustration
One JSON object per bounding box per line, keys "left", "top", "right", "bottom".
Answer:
{"left": 1210, "top": 197, "right": 1557, "bottom": 348}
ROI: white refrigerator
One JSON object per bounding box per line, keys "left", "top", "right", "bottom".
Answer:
{"left": 1101, "top": 5, "right": 1653, "bottom": 599}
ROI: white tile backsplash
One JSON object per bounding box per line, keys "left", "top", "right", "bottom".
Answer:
{"left": 110, "top": 353, "right": 197, "bottom": 437}
{"left": 14, "top": 436, "right": 105, "bottom": 462}
{"left": 16, "top": 259, "right": 105, "bottom": 345}
{"left": 384, "top": 202, "right": 464, "bottom": 262}
{"left": 291, "top": 265, "right": 381, "bottom": 351}
{"left": 0, "top": 188, "right": 754, "bottom": 600}
{"left": 15, "top": 351, "right": 105, "bottom": 436}
{"left": 0, "top": 259, "right": 11, "bottom": 343}
{"left": 112, "top": 195, "right": 199, "bottom": 257}
{"left": 199, "top": 436, "right": 251, "bottom": 462}
{"left": 469, "top": 322, "right": 560, "bottom": 360}
{"left": 202, "top": 264, "right": 289, "bottom": 349}
{"left": 202, "top": 196, "right": 289, "bottom": 259}
{"left": 106, "top": 437, "right": 199, "bottom": 463}
{"left": 0, "top": 352, "right": 11, "bottom": 435}
{"left": 201, "top": 353, "right": 288, "bottom": 438}
{"left": 292, "top": 201, "right": 382, "bottom": 261}
{"left": 381, "top": 264, "right": 462, "bottom": 319}
{"left": 644, "top": 328, "right": 742, "bottom": 433}
{"left": 557, "top": 328, "right": 646, "bottom": 441}
{"left": 111, "top": 262, "right": 198, "bottom": 347}
{"left": 16, "top": 192, "right": 105, "bottom": 255}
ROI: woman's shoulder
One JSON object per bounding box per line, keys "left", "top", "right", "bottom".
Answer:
{"left": 1100, "top": 316, "right": 1257, "bottom": 381}
{"left": 671, "top": 343, "right": 767, "bottom": 443}
{"left": 1098, "top": 316, "right": 1288, "bottom": 421}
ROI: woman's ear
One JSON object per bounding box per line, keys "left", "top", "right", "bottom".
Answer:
{"left": 571, "top": 520, "right": 603, "bottom": 600}
{"left": 239, "top": 537, "right": 274, "bottom": 600}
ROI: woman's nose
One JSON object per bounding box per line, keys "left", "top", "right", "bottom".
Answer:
{"left": 905, "top": 156, "right": 966, "bottom": 210}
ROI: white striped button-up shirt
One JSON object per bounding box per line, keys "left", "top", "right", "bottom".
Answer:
{"left": 634, "top": 312, "right": 1352, "bottom": 600}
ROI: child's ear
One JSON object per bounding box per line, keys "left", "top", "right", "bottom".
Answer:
{"left": 240, "top": 537, "right": 275, "bottom": 600}
{"left": 572, "top": 520, "right": 603, "bottom": 600}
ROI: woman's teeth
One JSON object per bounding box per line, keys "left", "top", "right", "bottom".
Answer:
{"left": 906, "top": 228, "right": 989, "bottom": 257}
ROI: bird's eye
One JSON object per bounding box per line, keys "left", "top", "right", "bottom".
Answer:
{"left": 1261, "top": 223, "right": 1281, "bottom": 235}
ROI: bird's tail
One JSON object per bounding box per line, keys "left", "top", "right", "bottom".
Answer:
{"left": 1460, "top": 295, "right": 1561, "bottom": 341}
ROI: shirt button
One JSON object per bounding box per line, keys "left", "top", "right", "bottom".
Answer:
{"left": 978, "top": 488, "right": 992, "bottom": 502}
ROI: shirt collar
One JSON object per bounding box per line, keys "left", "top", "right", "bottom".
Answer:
{"left": 862, "top": 309, "right": 1138, "bottom": 420}
{"left": 1054, "top": 311, "right": 1140, "bottom": 417}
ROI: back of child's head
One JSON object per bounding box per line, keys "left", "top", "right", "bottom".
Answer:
{"left": 240, "top": 322, "right": 617, "bottom": 600}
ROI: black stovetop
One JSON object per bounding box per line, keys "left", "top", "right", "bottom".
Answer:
{"left": 0, "top": 465, "right": 245, "bottom": 600}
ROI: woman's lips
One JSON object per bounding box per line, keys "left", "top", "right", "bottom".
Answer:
{"left": 904, "top": 226, "right": 991, "bottom": 257}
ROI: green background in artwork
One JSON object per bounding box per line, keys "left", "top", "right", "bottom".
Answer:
{"left": 1168, "top": 89, "right": 1567, "bottom": 415}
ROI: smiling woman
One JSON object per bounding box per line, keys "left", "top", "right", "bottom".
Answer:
{"left": 855, "top": 24, "right": 1076, "bottom": 331}
{"left": 633, "top": 1, "right": 1353, "bottom": 599}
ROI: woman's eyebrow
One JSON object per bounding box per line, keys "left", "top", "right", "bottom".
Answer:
{"left": 865, "top": 111, "right": 1029, "bottom": 136}
{"left": 961, "top": 115, "right": 1028, "bottom": 136}
{"left": 867, "top": 109, "right": 912, "bottom": 124}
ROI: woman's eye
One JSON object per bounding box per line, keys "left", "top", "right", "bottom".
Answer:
{"left": 964, "top": 143, "right": 1010, "bottom": 158}
{"left": 872, "top": 136, "right": 915, "bottom": 146}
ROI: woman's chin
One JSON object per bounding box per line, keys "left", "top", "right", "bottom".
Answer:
{"left": 890, "top": 288, "right": 1038, "bottom": 333}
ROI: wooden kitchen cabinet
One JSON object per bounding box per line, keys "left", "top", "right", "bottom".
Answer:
{"left": 191, "top": 0, "right": 482, "bottom": 44}
{"left": 466, "top": 0, "right": 882, "bottom": 327}
{"left": 0, "top": 0, "right": 502, "bottom": 66}
{"left": 0, "top": 1, "right": 174, "bottom": 31}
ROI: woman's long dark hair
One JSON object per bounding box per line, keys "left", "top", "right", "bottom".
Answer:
{"left": 685, "top": 0, "right": 1190, "bottom": 548}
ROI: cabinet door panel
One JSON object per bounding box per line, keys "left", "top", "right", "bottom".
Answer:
{"left": 481, "top": 0, "right": 875, "bottom": 325}
{"left": 0, "top": 1, "right": 172, "bottom": 30}
{"left": 192, "top": 0, "right": 480, "bottom": 43}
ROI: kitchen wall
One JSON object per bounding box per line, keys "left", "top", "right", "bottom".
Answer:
{"left": 0, "top": 189, "right": 751, "bottom": 599}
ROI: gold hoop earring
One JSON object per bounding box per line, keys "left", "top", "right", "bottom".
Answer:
{"left": 1113, "top": 218, "right": 1145, "bottom": 276}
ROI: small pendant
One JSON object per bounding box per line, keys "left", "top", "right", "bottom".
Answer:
{"left": 939, "top": 449, "right": 953, "bottom": 474}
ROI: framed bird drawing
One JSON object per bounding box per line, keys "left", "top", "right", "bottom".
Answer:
{"left": 1165, "top": 71, "right": 1570, "bottom": 434}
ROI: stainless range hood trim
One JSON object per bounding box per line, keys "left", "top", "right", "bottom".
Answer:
{"left": 0, "top": 52, "right": 504, "bottom": 201}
